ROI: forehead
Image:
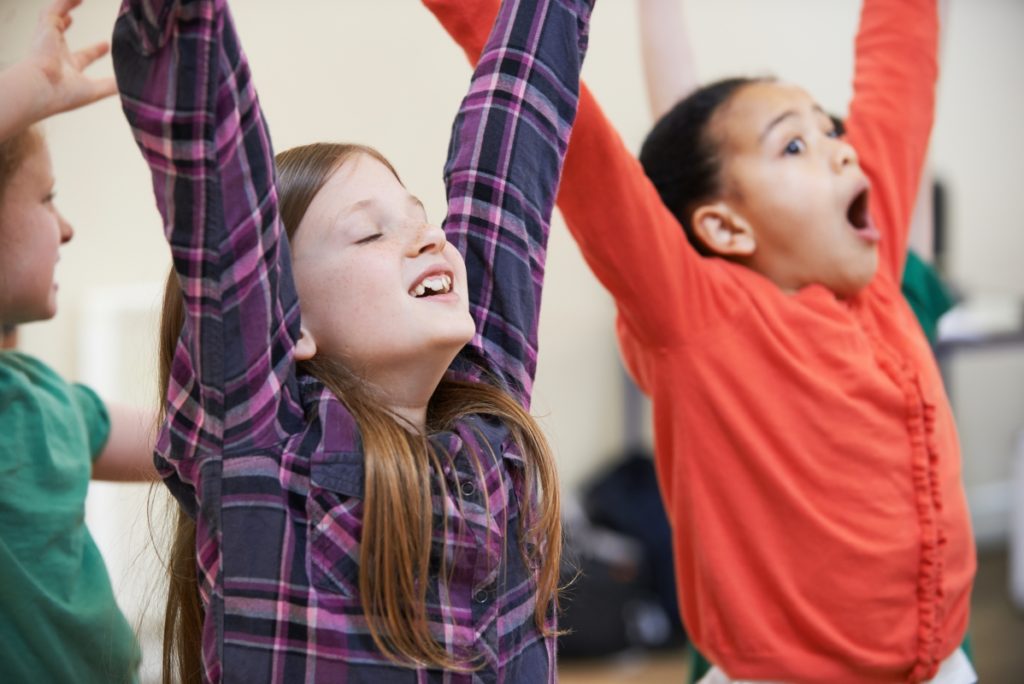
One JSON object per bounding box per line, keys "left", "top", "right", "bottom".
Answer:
{"left": 313, "top": 155, "right": 414, "bottom": 223}
{"left": 322, "top": 154, "right": 405, "bottom": 206}
{"left": 712, "top": 82, "right": 820, "bottom": 151}
{"left": 7, "top": 139, "right": 52, "bottom": 185}
{"left": 0, "top": 140, "right": 52, "bottom": 212}
{"left": 294, "top": 153, "right": 423, "bottom": 247}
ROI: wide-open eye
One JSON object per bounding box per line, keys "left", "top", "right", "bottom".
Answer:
{"left": 783, "top": 138, "right": 806, "bottom": 155}
{"left": 827, "top": 115, "right": 845, "bottom": 138}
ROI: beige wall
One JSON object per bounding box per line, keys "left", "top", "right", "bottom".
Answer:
{"left": 3, "top": 0, "right": 1022, "bottom": 497}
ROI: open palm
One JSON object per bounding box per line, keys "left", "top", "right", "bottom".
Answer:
{"left": 30, "top": 0, "right": 116, "bottom": 116}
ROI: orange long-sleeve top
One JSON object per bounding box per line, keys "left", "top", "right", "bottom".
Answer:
{"left": 423, "top": 0, "right": 974, "bottom": 681}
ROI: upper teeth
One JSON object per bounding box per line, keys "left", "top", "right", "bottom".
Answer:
{"left": 412, "top": 274, "right": 451, "bottom": 297}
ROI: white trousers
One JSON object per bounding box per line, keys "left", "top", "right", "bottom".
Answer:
{"left": 697, "top": 647, "right": 976, "bottom": 684}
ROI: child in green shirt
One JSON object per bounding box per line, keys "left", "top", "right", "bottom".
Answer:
{"left": 0, "top": 1, "right": 155, "bottom": 680}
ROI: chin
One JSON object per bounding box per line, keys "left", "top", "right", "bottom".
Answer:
{"left": 830, "top": 269, "right": 877, "bottom": 299}
{"left": 446, "top": 328, "right": 476, "bottom": 353}
{"left": 432, "top": 323, "right": 475, "bottom": 352}
{"left": 28, "top": 301, "right": 59, "bottom": 324}
{"left": 453, "top": 316, "right": 477, "bottom": 345}
{"left": 824, "top": 248, "right": 878, "bottom": 298}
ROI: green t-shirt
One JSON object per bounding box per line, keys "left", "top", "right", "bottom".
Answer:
{"left": 901, "top": 250, "right": 956, "bottom": 346}
{"left": 0, "top": 352, "right": 141, "bottom": 683}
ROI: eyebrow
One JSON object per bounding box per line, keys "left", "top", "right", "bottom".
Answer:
{"left": 337, "top": 194, "right": 426, "bottom": 223}
{"left": 759, "top": 104, "right": 828, "bottom": 143}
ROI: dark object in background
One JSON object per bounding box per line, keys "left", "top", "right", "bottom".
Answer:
{"left": 932, "top": 178, "right": 947, "bottom": 274}
{"left": 583, "top": 449, "right": 683, "bottom": 637}
{"left": 558, "top": 451, "right": 686, "bottom": 659}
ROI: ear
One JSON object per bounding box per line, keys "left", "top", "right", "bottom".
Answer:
{"left": 691, "top": 202, "right": 756, "bottom": 257}
{"left": 294, "top": 325, "right": 318, "bottom": 362}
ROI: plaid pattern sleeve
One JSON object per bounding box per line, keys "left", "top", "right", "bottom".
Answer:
{"left": 444, "top": 0, "right": 593, "bottom": 409}
{"left": 114, "top": 4, "right": 305, "bottom": 679}
{"left": 113, "top": 0, "right": 303, "bottom": 468}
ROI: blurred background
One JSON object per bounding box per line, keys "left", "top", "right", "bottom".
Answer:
{"left": 2, "top": 0, "right": 1023, "bottom": 681}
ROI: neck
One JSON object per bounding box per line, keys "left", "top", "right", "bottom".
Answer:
{"left": 387, "top": 401, "right": 429, "bottom": 434}
{"left": 740, "top": 252, "right": 797, "bottom": 294}
{"left": 363, "top": 353, "right": 456, "bottom": 434}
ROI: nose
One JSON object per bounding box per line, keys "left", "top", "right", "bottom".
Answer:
{"left": 58, "top": 211, "right": 74, "bottom": 244}
{"left": 832, "top": 137, "right": 859, "bottom": 172}
{"left": 411, "top": 222, "right": 447, "bottom": 256}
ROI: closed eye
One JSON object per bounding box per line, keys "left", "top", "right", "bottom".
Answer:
{"left": 355, "top": 233, "right": 382, "bottom": 245}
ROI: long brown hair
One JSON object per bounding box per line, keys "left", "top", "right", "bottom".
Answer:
{"left": 159, "top": 143, "right": 561, "bottom": 679}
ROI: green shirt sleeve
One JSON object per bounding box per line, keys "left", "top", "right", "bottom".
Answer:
{"left": 901, "top": 250, "right": 956, "bottom": 346}
{"left": 69, "top": 383, "right": 111, "bottom": 463}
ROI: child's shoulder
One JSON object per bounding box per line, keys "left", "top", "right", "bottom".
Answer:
{"left": 0, "top": 351, "right": 65, "bottom": 389}
{"left": 0, "top": 351, "right": 106, "bottom": 432}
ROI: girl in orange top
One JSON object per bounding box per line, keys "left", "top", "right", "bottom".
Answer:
{"left": 422, "top": 0, "right": 974, "bottom": 681}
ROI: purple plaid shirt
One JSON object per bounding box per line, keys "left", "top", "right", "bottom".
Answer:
{"left": 113, "top": 0, "right": 591, "bottom": 681}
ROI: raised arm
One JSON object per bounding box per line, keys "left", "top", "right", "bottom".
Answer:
{"left": 845, "top": 0, "right": 939, "bottom": 282}
{"left": 0, "top": 0, "right": 115, "bottom": 142}
{"left": 638, "top": 0, "right": 698, "bottom": 121}
{"left": 425, "top": 0, "right": 730, "bottom": 356}
{"left": 442, "top": 0, "right": 594, "bottom": 408}
{"left": 113, "top": 0, "right": 302, "bottom": 460}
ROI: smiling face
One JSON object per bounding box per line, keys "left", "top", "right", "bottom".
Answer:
{"left": 704, "top": 81, "right": 878, "bottom": 297}
{"left": 289, "top": 153, "right": 475, "bottom": 390}
{"left": 0, "top": 137, "right": 74, "bottom": 325}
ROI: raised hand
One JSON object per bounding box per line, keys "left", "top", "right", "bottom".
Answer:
{"left": 0, "top": 0, "right": 116, "bottom": 141}
{"left": 28, "top": 0, "right": 116, "bottom": 114}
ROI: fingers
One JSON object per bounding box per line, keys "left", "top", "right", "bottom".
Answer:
{"left": 45, "top": 0, "right": 83, "bottom": 21}
{"left": 72, "top": 41, "right": 111, "bottom": 70}
{"left": 37, "top": 11, "right": 69, "bottom": 34}
{"left": 41, "top": 0, "right": 79, "bottom": 35}
{"left": 60, "top": 76, "right": 118, "bottom": 113}
{"left": 86, "top": 75, "right": 117, "bottom": 105}
{"left": 69, "top": 43, "right": 116, "bottom": 108}
{"left": 37, "top": 3, "right": 74, "bottom": 38}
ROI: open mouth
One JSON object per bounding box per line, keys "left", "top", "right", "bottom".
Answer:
{"left": 846, "top": 187, "right": 870, "bottom": 230}
{"left": 409, "top": 273, "right": 453, "bottom": 298}
{"left": 844, "top": 184, "right": 881, "bottom": 244}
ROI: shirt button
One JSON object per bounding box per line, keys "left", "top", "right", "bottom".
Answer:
{"left": 474, "top": 590, "right": 491, "bottom": 604}
{"left": 460, "top": 480, "right": 476, "bottom": 497}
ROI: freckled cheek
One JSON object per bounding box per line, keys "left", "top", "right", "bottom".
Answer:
{"left": 336, "top": 272, "right": 407, "bottom": 323}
